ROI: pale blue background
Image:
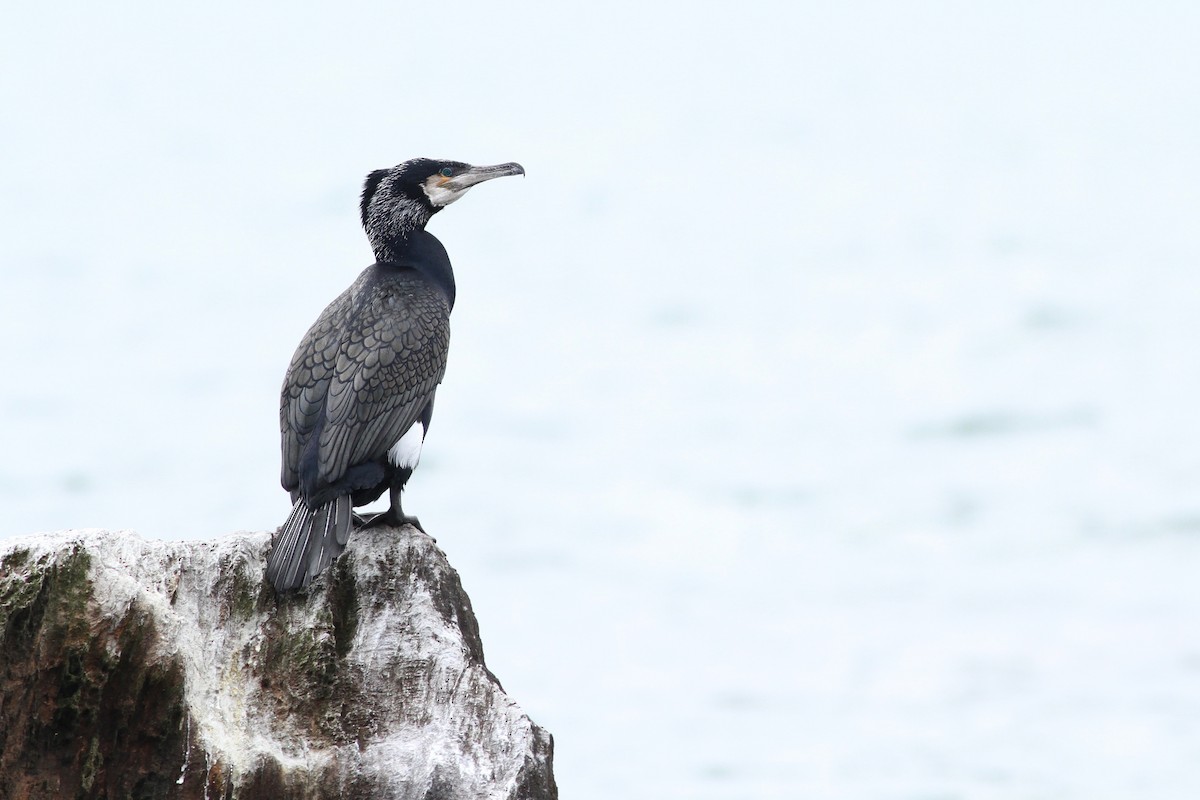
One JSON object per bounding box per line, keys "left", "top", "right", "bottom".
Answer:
{"left": 4, "top": 2, "right": 1200, "bottom": 797}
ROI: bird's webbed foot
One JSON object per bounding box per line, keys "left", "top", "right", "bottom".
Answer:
{"left": 356, "top": 485, "right": 435, "bottom": 540}
{"left": 358, "top": 509, "right": 427, "bottom": 534}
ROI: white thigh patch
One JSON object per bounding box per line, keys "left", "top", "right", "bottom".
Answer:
{"left": 387, "top": 422, "right": 425, "bottom": 469}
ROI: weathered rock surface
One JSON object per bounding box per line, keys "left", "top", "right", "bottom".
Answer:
{"left": 0, "top": 527, "right": 556, "bottom": 800}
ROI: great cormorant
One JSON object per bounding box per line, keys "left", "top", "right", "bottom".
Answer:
{"left": 265, "top": 158, "right": 524, "bottom": 591}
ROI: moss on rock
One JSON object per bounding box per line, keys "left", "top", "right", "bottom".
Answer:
{"left": 1, "top": 529, "right": 557, "bottom": 800}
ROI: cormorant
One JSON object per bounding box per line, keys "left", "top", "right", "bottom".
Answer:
{"left": 265, "top": 157, "right": 524, "bottom": 591}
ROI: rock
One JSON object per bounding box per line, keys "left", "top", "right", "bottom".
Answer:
{"left": 0, "top": 527, "right": 556, "bottom": 800}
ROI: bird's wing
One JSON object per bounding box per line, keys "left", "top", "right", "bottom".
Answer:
{"left": 280, "top": 285, "right": 355, "bottom": 493}
{"left": 285, "top": 270, "right": 451, "bottom": 497}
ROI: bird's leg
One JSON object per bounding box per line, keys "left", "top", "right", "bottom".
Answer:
{"left": 359, "top": 484, "right": 425, "bottom": 532}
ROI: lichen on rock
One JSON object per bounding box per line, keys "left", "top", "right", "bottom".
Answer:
{"left": 0, "top": 527, "right": 556, "bottom": 800}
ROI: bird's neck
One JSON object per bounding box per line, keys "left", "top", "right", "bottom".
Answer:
{"left": 372, "top": 232, "right": 417, "bottom": 264}
{"left": 370, "top": 219, "right": 424, "bottom": 263}
{"left": 376, "top": 228, "right": 456, "bottom": 309}
{"left": 367, "top": 201, "right": 439, "bottom": 263}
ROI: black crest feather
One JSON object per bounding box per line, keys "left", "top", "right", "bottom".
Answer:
{"left": 360, "top": 169, "right": 391, "bottom": 225}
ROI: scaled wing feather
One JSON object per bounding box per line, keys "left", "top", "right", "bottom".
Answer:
{"left": 280, "top": 267, "right": 450, "bottom": 500}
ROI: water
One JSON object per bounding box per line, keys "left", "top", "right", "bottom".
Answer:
{"left": 4, "top": 2, "right": 1200, "bottom": 797}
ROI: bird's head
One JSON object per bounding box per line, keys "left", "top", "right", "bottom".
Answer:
{"left": 359, "top": 158, "right": 524, "bottom": 257}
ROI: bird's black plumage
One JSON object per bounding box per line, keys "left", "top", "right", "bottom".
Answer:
{"left": 265, "top": 157, "right": 523, "bottom": 591}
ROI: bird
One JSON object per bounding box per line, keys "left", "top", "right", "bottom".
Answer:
{"left": 265, "top": 157, "right": 524, "bottom": 591}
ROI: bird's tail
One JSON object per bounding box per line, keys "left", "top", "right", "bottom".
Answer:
{"left": 265, "top": 495, "right": 353, "bottom": 591}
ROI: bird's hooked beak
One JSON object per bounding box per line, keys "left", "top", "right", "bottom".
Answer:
{"left": 446, "top": 162, "right": 525, "bottom": 191}
{"left": 423, "top": 161, "right": 524, "bottom": 208}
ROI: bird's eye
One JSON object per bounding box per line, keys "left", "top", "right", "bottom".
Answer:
{"left": 439, "top": 167, "right": 453, "bottom": 178}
